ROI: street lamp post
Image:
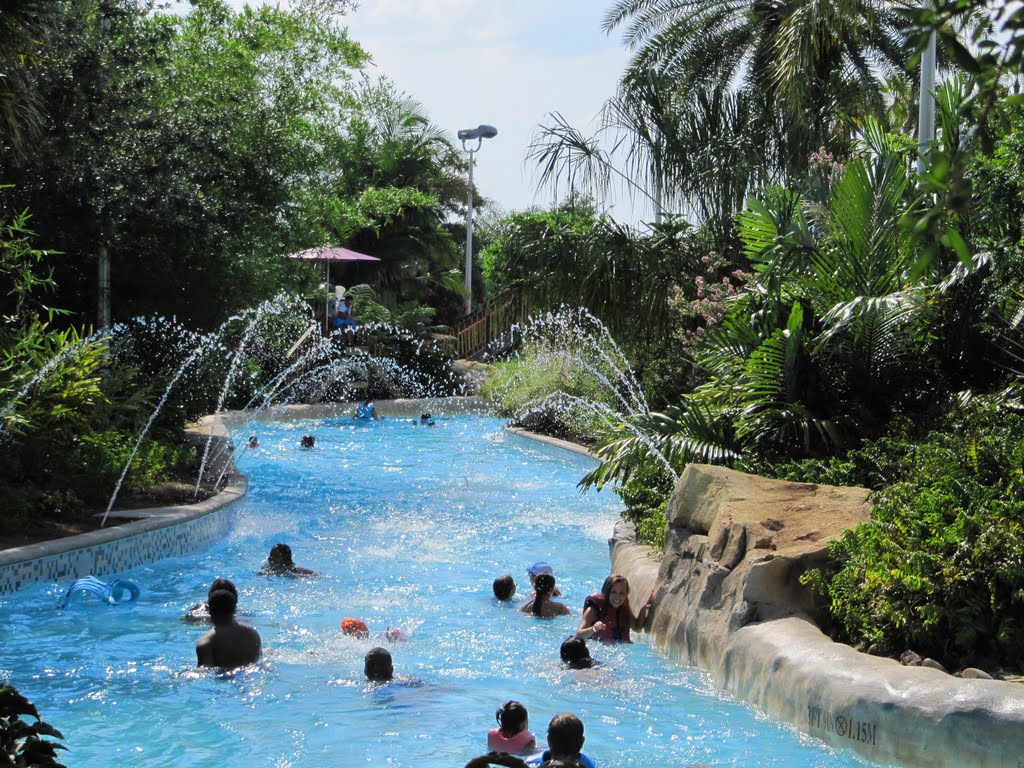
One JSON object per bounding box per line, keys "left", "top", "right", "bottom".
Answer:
{"left": 917, "top": 0, "right": 937, "bottom": 175}
{"left": 458, "top": 124, "right": 497, "bottom": 315}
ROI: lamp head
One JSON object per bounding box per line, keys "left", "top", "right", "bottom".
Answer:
{"left": 458, "top": 125, "right": 497, "bottom": 143}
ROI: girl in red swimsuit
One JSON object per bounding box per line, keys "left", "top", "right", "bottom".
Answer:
{"left": 575, "top": 574, "right": 654, "bottom": 643}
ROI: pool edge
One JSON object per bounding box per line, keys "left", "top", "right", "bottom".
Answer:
{"left": 0, "top": 428, "right": 247, "bottom": 595}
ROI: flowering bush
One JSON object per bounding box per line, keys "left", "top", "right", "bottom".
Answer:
{"left": 667, "top": 251, "right": 750, "bottom": 355}
{"left": 806, "top": 145, "right": 845, "bottom": 203}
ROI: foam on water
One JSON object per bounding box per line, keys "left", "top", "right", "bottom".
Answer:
{"left": 0, "top": 415, "right": 891, "bottom": 767}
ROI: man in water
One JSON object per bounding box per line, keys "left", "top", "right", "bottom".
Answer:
{"left": 183, "top": 577, "right": 238, "bottom": 623}
{"left": 364, "top": 647, "right": 394, "bottom": 682}
{"left": 259, "top": 543, "right": 320, "bottom": 577}
{"left": 196, "top": 589, "right": 261, "bottom": 670}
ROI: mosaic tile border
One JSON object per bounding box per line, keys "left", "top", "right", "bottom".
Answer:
{"left": 0, "top": 472, "right": 247, "bottom": 596}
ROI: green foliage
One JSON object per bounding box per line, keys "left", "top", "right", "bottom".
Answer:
{"left": 0, "top": 684, "right": 66, "bottom": 767}
{"left": 614, "top": 463, "right": 672, "bottom": 550}
{"left": 482, "top": 351, "right": 612, "bottom": 443}
{"left": 802, "top": 402, "right": 1024, "bottom": 669}
{"left": 0, "top": 0, "right": 468, "bottom": 331}
{"left": 532, "top": 0, "right": 919, "bottom": 238}
{"left": 482, "top": 207, "right": 706, "bottom": 365}
{"left": 481, "top": 310, "right": 641, "bottom": 443}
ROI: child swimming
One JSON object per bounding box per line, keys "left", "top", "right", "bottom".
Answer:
{"left": 487, "top": 701, "right": 536, "bottom": 755}
{"left": 520, "top": 573, "right": 571, "bottom": 618}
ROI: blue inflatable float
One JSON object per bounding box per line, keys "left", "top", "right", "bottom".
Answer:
{"left": 61, "top": 576, "right": 140, "bottom": 608}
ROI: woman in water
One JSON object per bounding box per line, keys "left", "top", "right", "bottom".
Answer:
{"left": 520, "top": 573, "right": 571, "bottom": 618}
{"left": 487, "top": 701, "right": 536, "bottom": 755}
{"left": 575, "top": 574, "right": 653, "bottom": 643}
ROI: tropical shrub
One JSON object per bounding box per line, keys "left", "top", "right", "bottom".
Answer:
{"left": 614, "top": 463, "right": 673, "bottom": 550}
{"left": 801, "top": 402, "right": 1024, "bottom": 670}
{"left": 0, "top": 684, "right": 66, "bottom": 767}
{"left": 482, "top": 349, "right": 614, "bottom": 443}
{"left": 482, "top": 207, "right": 707, "bottom": 366}
{"left": 0, "top": 210, "right": 199, "bottom": 528}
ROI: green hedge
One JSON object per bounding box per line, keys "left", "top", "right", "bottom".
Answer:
{"left": 800, "top": 403, "right": 1024, "bottom": 670}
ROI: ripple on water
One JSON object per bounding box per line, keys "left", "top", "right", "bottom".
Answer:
{"left": 0, "top": 416, "right": 888, "bottom": 768}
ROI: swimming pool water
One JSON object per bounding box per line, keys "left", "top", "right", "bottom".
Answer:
{"left": 0, "top": 415, "right": 888, "bottom": 767}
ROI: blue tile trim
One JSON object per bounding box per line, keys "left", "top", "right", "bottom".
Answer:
{"left": 0, "top": 473, "right": 247, "bottom": 595}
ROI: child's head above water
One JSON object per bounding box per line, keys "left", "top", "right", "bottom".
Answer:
{"left": 547, "top": 713, "right": 585, "bottom": 760}
{"left": 533, "top": 572, "right": 556, "bottom": 597}
{"left": 560, "top": 636, "right": 594, "bottom": 669}
{"left": 492, "top": 574, "right": 516, "bottom": 601}
{"left": 495, "top": 700, "right": 529, "bottom": 737}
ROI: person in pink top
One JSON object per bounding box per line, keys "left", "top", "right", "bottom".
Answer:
{"left": 487, "top": 701, "right": 536, "bottom": 755}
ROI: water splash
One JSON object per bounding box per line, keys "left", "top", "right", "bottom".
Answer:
{"left": 94, "top": 299, "right": 465, "bottom": 522}
{"left": 485, "top": 306, "right": 674, "bottom": 482}
{"left": 193, "top": 302, "right": 267, "bottom": 498}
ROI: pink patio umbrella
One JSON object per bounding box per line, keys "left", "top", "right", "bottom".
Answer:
{"left": 286, "top": 245, "right": 381, "bottom": 327}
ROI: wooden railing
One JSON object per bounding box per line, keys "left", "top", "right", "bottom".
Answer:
{"left": 452, "top": 292, "right": 531, "bottom": 359}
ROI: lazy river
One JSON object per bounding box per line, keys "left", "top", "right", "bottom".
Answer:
{"left": 0, "top": 414, "right": 893, "bottom": 767}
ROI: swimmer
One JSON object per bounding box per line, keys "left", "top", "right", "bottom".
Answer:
{"left": 183, "top": 577, "right": 240, "bottom": 623}
{"left": 492, "top": 574, "right": 516, "bottom": 601}
{"left": 521, "top": 573, "right": 571, "bottom": 618}
{"left": 259, "top": 543, "right": 321, "bottom": 577}
{"left": 355, "top": 399, "right": 381, "bottom": 420}
{"left": 247, "top": 434, "right": 259, "bottom": 449}
{"left": 526, "top": 561, "right": 562, "bottom": 597}
{"left": 534, "top": 713, "right": 592, "bottom": 768}
{"left": 559, "top": 636, "right": 596, "bottom": 669}
{"left": 487, "top": 701, "right": 536, "bottom": 755}
{"left": 576, "top": 574, "right": 654, "bottom": 643}
{"left": 364, "top": 646, "right": 394, "bottom": 682}
{"left": 420, "top": 412, "right": 432, "bottom": 424}
{"left": 341, "top": 618, "right": 370, "bottom": 638}
{"left": 465, "top": 712, "right": 593, "bottom": 768}
{"left": 300, "top": 434, "right": 316, "bottom": 448}
{"left": 196, "top": 588, "right": 262, "bottom": 670}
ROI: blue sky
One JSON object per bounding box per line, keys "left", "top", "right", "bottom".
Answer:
{"left": 343, "top": 0, "right": 640, "bottom": 221}
{"left": 222, "top": 0, "right": 643, "bottom": 223}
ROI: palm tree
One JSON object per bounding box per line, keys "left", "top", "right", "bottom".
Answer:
{"left": 581, "top": 120, "right": 949, "bottom": 486}
{"left": 603, "top": 0, "right": 912, "bottom": 180}
{"left": 528, "top": 76, "right": 770, "bottom": 238}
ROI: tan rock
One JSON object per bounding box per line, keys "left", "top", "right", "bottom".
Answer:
{"left": 609, "top": 464, "right": 1024, "bottom": 768}
{"left": 962, "top": 667, "right": 994, "bottom": 680}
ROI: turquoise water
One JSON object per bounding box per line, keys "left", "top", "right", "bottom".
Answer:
{"left": 0, "top": 415, "right": 882, "bottom": 767}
